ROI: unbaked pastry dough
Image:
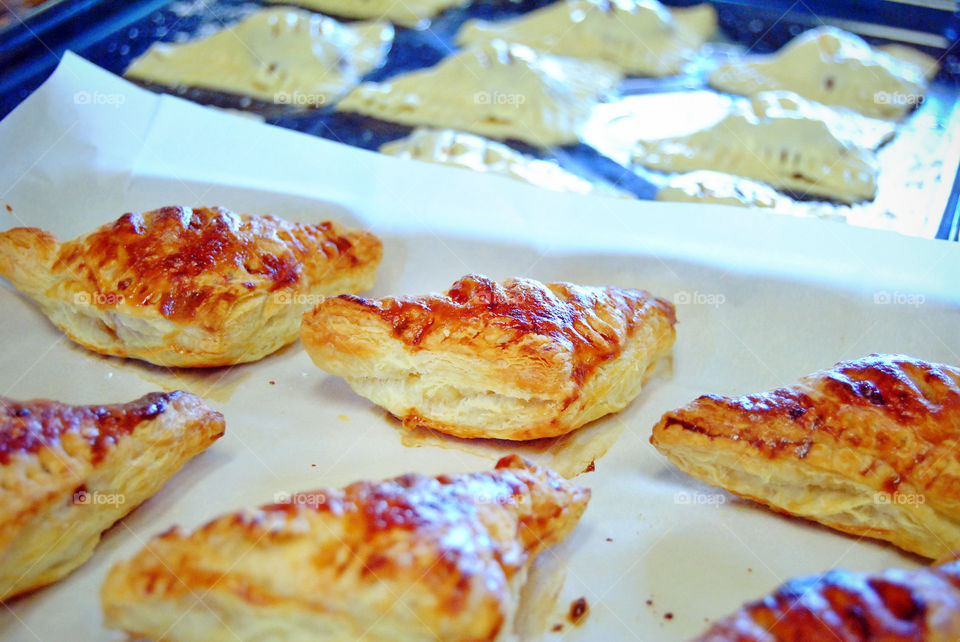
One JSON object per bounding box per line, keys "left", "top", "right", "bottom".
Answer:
{"left": 265, "top": 0, "right": 467, "bottom": 29}
{"left": 381, "top": 128, "right": 632, "bottom": 197}
{"left": 337, "top": 41, "right": 623, "bottom": 147}
{"left": 709, "top": 27, "right": 929, "bottom": 119}
{"left": 0, "top": 391, "right": 223, "bottom": 601}
{"left": 457, "top": 0, "right": 716, "bottom": 77}
{"left": 695, "top": 558, "right": 960, "bottom": 641}
{"left": 0, "top": 206, "right": 382, "bottom": 367}
{"left": 102, "top": 455, "right": 590, "bottom": 641}
{"left": 657, "top": 170, "right": 786, "bottom": 208}
{"left": 878, "top": 43, "right": 940, "bottom": 81}
{"left": 651, "top": 354, "right": 960, "bottom": 560}
{"left": 632, "top": 92, "right": 879, "bottom": 203}
{"left": 125, "top": 8, "right": 394, "bottom": 105}
{"left": 301, "top": 274, "right": 676, "bottom": 440}
{"left": 655, "top": 170, "right": 842, "bottom": 219}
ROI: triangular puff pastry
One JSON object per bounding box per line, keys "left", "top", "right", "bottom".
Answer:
{"left": 125, "top": 8, "right": 393, "bottom": 105}
{"left": 0, "top": 206, "right": 382, "bottom": 367}
{"left": 102, "top": 455, "right": 590, "bottom": 641}
{"left": 696, "top": 558, "right": 960, "bottom": 641}
{"left": 265, "top": 0, "right": 468, "bottom": 29}
{"left": 632, "top": 92, "right": 879, "bottom": 203}
{"left": 0, "top": 391, "right": 224, "bottom": 600}
{"left": 337, "top": 42, "right": 623, "bottom": 147}
{"left": 709, "top": 27, "right": 930, "bottom": 120}
{"left": 457, "top": 0, "right": 716, "bottom": 77}
{"left": 381, "top": 128, "right": 632, "bottom": 198}
{"left": 301, "top": 274, "right": 676, "bottom": 440}
{"left": 651, "top": 354, "right": 960, "bottom": 560}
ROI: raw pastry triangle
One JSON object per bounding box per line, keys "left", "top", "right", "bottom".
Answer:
{"left": 381, "top": 128, "right": 632, "bottom": 197}
{"left": 457, "top": 0, "right": 717, "bottom": 77}
{"left": 632, "top": 92, "right": 880, "bottom": 203}
{"left": 337, "top": 41, "right": 623, "bottom": 147}
{"left": 125, "top": 8, "right": 394, "bottom": 105}
{"left": 709, "top": 26, "right": 929, "bottom": 119}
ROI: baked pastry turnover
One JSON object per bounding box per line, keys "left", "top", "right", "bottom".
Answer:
{"left": 651, "top": 354, "right": 960, "bottom": 559}
{"left": 381, "top": 128, "right": 632, "bottom": 198}
{"left": 337, "top": 41, "right": 623, "bottom": 147}
{"left": 457, "top": 0, "right": 716, "bottom": 77}
{"left": 265, "top": 0, "right": 468, "bottom": 29}
{"left": 125, "top": 8, "right": 393, "bottom": 105}
{"left": 301, "top": 274, "right": 676, "bottom": 440}
{"left": 709, "top": 27, "right": 932, "bottom": 120}
{"left": 0, "top": 391, "right": 223, "bottom": 601}
{"left": 695, "top": 557, "right": 960, "bottom": 641}
{"left": 102, "top": 455, "right": 590, "bottom": 641}
{"left": 632, "top": 92, "right": 879, "bottom": 203}
{"left": 0, "top": 205, "right": 381, "bottom": 367}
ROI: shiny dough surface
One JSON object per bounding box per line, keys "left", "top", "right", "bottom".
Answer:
{"left": 651, "top": 354, "right": 960, "bottom": 559}
{"left": 102, "top": 455, "right": 590, "bottom": 642}
{"left": 380, "top": 128, "right": 631, "bottom": 198}
{"left": 337, "top": 41, "right": 623, "bottom": 147}
{"left": 0, "top": 205, "right": 382, "bottom": 367}
{"left": 457, "top": 0, "right": 716, "bottom": 77}
{"left": 632, "top": 91, "right": 880, "bottom": 203}
{"left": 125, "top": 8, "right": 393, "bottom": 104}
{"left": 695, "top": 557, "right": 960, "bottom": 641}
{"left": 264, "top": 0, "right": 468, "bottom": 28}
{"left": 0, "top": 391, "right": 224, "bottom": 600}
{"left": 301, "top": 274, "right": 676, "bottom": 440}
{"left": 709, "top": 26, "right": 931, "bottom": 119}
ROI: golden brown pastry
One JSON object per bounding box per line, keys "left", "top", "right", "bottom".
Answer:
{"left": 0, "top": 206, "right": 382, "bottom": 367}
{"left": 651, "top": 354, "right": 960, "bottom": 559}
{"left": 301, "top": 274, "right": 676, "bottom": 440}
{"left": 694, "top": 557, "right": 960, "bottom": 641}
{"left": 0, "top": 391, "right": 224, "bottom": 601}
{"left": 102, "top": 455, "right": 590, "bottom": 641}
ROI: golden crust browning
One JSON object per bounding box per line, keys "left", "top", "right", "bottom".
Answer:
{"left": 101, "top": 455, "right": 590, "bottom": 641}
{"left": 0, "top": 206, "right": 382, "bottom": 366}
{"left": 651, "top": 354, "right": 960, "bottom": 559}
{"left": 695, "top": 558, "right": 960, "bottom": 641}
{"left": 0, "top": 391, "right": 224, "bottom": 600}
{"left": 301, "top": 274, "right": 676, "bottom": 440}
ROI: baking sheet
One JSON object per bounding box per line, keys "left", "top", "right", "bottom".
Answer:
{"left": 0, "top": 54, "right": 959, "bottom": 641}
{"left": 61, "top": 0, "right": 960, "bottom": 238}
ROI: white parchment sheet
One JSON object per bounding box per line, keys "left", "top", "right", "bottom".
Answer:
{"left": 0, "top": 53, "right": 958, "bottom": 640}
